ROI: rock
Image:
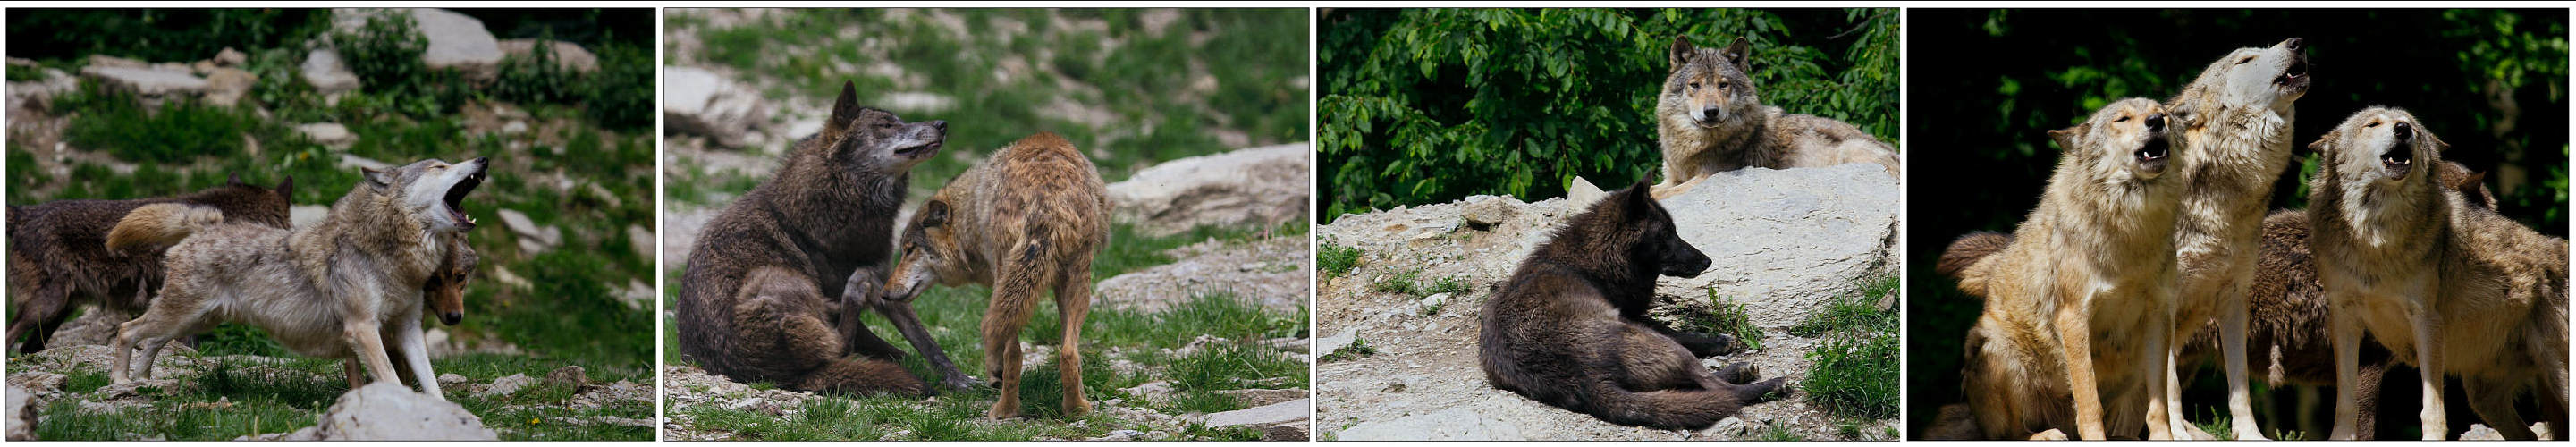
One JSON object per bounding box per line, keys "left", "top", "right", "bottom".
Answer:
{"left": 1337, "top": 406, "right": 1522, "bottom": 441}
{"left": 1566, "top": 175, "right": 1608, "bottom": 209}
{"left": 1264, "top": 421, "right": 1310, "bottom": 441}
{"left": 301, "top": 48, "right": 361, "bottom": 95}
{"left": 200, "top": 67, "right": 257, "bottom": 106}
{"left": 1315, "top": 327, "right": 1358, "bottom": 358}
{"left": 79, "top": 64, "right": 207, "bottom": 97}
{"left": 627, "top": 225, "right": 655, "bottom": 260}
{"left": 192, "top": 60, "right": 218, "bottom": 75}
{"left": 337, "top": 154, "right": 390, "bottom": 171}
{"left": 7, "top": 372, "right": 65, "bottom": 396}
{"left": 2462, "top": 424, "right": 2502, "bottom": 441}
{"left": 496, "top": 38, "right": 597, "bottom": 73}
{"left": 1093, "top": 236, "right": 1307, "bottom": 312}
{"left": 1651, "top": 164, "right": 1899, "bottom": 327}
{"left": 1104, "top": 143, "right": 1310, "bottom": 236}
{"left": 1460, "top": 196, "right": 1519, "bottom": 228}
{"left": 479, "top": 374, "right": 535, "bottom": 397}
{"left": 1419, "top": 292, "right": 1451, "bottom": 312}
{"left": 214, "top": 47, "right": 248, "bottom": 67}
{"left": 86, "top": 55, "right": 145, "bottom": 69}
{"left": 309, "top": 383, "right": 498, "bottom": 440}
{"left": 663, "top": 66, "right": 771, "bottom": 148}
{"left": 545, "top": 366, "right": 587, "bottom": 387}
{"left": 494, "top": 208, "right": 562, "bottom": 252}
{"left": 291, "top": 205, "right": 332, "bottom": 228}
{"left": 6, "top": 385, "right": 32, "bottom": 441}
{"left": 878, "top": 91, "right": 954, "bottom": 114}
{"left": 41, "top": 307, "right": 126, "bottom": 348}
{"left": 1092, "top": 429, "right": 1148, "bottom": 441}
{"left": 301, "top": 122, "right": 357, "bottom": 148}
{"left": 7, "top": 64, "right": 78, "bottom": 113}
{"left": 500, "top": 121, "right": 528, "bottom": 135}
{"left": 1203, "top": 398, "right": 1307, "bottom": 429}
{"left": 334, "top": 9, "right": 505, "bottom": 80}
{"left": 436, "top": 374, "right": 469, "bottom": 386}
{"left": 1214, "top": 389, "right": 1306, "bottom": 408}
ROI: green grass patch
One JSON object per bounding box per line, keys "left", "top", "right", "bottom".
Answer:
{"left": 1318, "top": 338, "right": 1376, "bottom": 363}
{"left": 57, "top": 80, "right": 286, "bottom": 164}
{"left": 1799, "top": 274, "right": 1900, "bottom": 420}
{"left": 1317, "top": 242, "right": 1363, "bottom": 278}
{"left": 1693, "top": 290, "right": 1767, "bottom": 351}
{"left": 1371, "top": 268, "right": 1423, "bottom": 296}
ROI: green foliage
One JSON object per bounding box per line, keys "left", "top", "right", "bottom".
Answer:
{"left": 580, "top": 42, "right": 655, "bottom": 130}
{"left": 1371, "top": 268, "right": 1424, "bottom": 296}
{"left": 1318, "top": 338, "right": 1378, "bottom": 362}
{"left": 333, "top": 12, "right": 470, "bottom": 118}
{"left": 58, "top": 80, "right": 283, "bottom": 164}
{"left": 1804, "top": 323, "right": 1899, "bottom": 419}
{"left": 5, "top": 9, "right": 329, "bottom": 63}
{"left": 1317, "top": 242, "right": 1365, "bottom": 278}
{"left": 494, "top": 30, "right": 575, "bottom": 105}
{"left": 1693, "top": 290, "right": 1766, "bottom": 350}
{"left": 1319, "top": 8, "right": 1898, "bottom": 221}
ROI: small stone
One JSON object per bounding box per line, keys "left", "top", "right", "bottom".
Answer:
{"left": 6, "top": 385, "right": 32, "bottom": 441}
{"left": 545, "top": 366, "right": 587, "bottom": 387}
{"left": 200, "top": 67, "right": 257, "bottom": 106}
{"left": 478, "top": 374, "right": 534, "bottom": 397}
{"left": 1420, "top": 292, "right": 1450, "bottom": 310}
{"left": 214, "top": 47, "right": 248, "bottom": 67}
{"left": 1460, "top": 196, "right": 1519, "bottom": 228}
{"left": 300, "top": 122, "right": 357, "bottom": 148}
{"left": 1203, "top": 398, "right": 1307, "bottom": 428}
{"left": 301, "top": 48, "right": 360, "bottom": 95}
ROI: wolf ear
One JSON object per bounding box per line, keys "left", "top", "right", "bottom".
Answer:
{"left": 1668, "top": 36, "right": 1696, "bottom": 70}
{"left": 919, "top": 199, "right": 950, "bottom": 228}
{"left": 360, "top": 167, "right": 393, "bottom": 188}
{"left": 1619, "top": 180, "right": 1659, "bottom": 218}
{"left": 227, "top": 173, "right": 245, "bottom": 186}
{"left": 2046, "top": 125, "right": 2084, "bottom": 152}
{"left": 2304, "top": 130, "right": 2338, "bottom": 155}
{"left": 1722, "top": 37, "right": 1753, "bottom": 73}
{"left": 823, "top": 80, "right": 862, "bottom": 140}
{"left": 274, "top": 175, "right": 294, "bottom": 198}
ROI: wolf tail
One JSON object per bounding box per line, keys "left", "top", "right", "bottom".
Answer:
{"left": 1938, "top": 231, "right": 2011, "bottom": 298}
{"left": 794, "top": 358, "right": 932, "bottom": 397}
{"left": 1585, "top": 376, "right": 1790, "bottom": 430}
{"left": 105, "top": 203, "right": 224, "bottom": 254}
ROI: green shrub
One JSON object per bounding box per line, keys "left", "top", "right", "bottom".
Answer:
{"left": 580, "top": 42, "right": 655, "bottom": 131}
{"left": 1317, "top": 242, "right": 1364, "bottom": 278}
{"left": 333, "top": 12, "right": 469, "bottom": 118}
{"left": 6, "top": 9, "right": 328, "bottom": 63}
{"left": 1693, "top": 290, "right": 1765, "bottom": 351}
{"left": 1318, "top": 9, "right": 1897, "bottom": 221}
{"left": 1804, "top": 328, "right": 1899, "bottom": 419}
{"left": 494, "top": 30, "right": 574, "bottom": 105}
{"left": 59, "top": 81, "right": 277, "bottom": 164}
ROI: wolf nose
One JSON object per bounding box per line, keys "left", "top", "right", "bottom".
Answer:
{"left": 926, "top": 121, "right": 947, "bottom": 132}
{"left": 2394, "top": 122, "right": 2412, "bottom": 140}
{"left": 1699, "top": 106, "right": 1722, "bottom": 120}
{"left": 2282, "top": 38, "right": 2303, "bottom": 51}
{"left": 2145, "top": 114, "right": 2166, "bottom": 132}
{"left": 439, "top": 311, "right": 462, "bottom": 325}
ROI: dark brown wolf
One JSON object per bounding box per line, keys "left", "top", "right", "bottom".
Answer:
{"left": 1478, "top": 181, "right": 1786, "bottom": 430}
{"left": 5, "top": 174, "right": 291, "bottom": 353}
{"left": 675, "top": 81, "right": 975, "bottom": 395}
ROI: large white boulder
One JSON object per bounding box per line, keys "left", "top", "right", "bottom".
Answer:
{"left": 1104, "top": 143, "right": 1310, "bottom": 236}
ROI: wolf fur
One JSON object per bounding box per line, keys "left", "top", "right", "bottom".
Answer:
{"left": 675, "top": 81, "right": 973, "bottom": 396}
{"left": 104, "top": 157, "right": 487, "bottom": 400}
{"left": 2307, "top": 107, "right": 2570, "bottom": 440}
{"left": 883, "top": 131, "right": 1111, "bottom": 419}
{"left": 1946, "top": 98, "right": 2183, "bottom": 440}
{"left": 2155, "top": 37, "right": 2312, "bottom": 440}
{"left": 1477, "top": 181, "right": 1787, "bottom": 430}
{"left": 1651, "top": 36, "right": 1899, "bottom": 199}
{"left": 5, "top": 176, "right": 292, "bottom": 354}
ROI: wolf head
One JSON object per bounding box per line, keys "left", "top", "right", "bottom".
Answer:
{"left": 2050, "top": 97, "right": 2176, "bottom": 185}
{"left": 1554, "top": 181, "right": 1712, "bottom": 280}
{"left": 2310, "top": 107, "right": 2445, "bottom": 191}
{"left": 811, "top": 80, "right": 946, "bottom": 176}
{"left": 2173, "top": 38, "right": 2309, "bottom": 124}
{"left": 425, "top": 240, "right": 477, "bottom": 325}
{"left": 1663, "top": 37, "right": 1761, "bottom": 130}
{"left": 198, "top": 173, "right": 296, "bottom": 228}
{"left": 358, "top": 156, "right": 488, "bottom": 233}
{"left": 883, "top": 196, "right": 967, "bottom": 302}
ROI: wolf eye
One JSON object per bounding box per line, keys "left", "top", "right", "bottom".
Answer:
{"left": 2235, "top": 56, "right": 2255, "bottom": 65}
{"left": 2116, "top": 116, "right": 2131, "bottom": 122}
{"left": 2365, "top": 122, "right": 2380, "bottom": 128}
{"left": 1717, "top": 81, "right": 1730, "bottom": 89}
{"left": 1688, "top": 81, "right": 1701, "bottom": 89}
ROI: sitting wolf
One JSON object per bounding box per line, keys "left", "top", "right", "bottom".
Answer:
{"left": 1652, "top": 36, "right": 1899, "bottom": 199}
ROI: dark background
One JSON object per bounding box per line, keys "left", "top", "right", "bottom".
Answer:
{"left": 1906, "top": 8, "right": 2568, "bottom": 440}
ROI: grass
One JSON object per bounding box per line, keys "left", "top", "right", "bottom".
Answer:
{"left": 1693, "top": 290, "right": 1768, "bottom": 351}
{"left": 1317, "top": 242, "right": 1364, "bottom": 279}
{"left": 1754, "top": 419, "right": 1805, "bottom": 441}
{"left": 30, "top": 353, "right": 648, "bottom": 441}
{"left": 1317, "top": 338, "right": 1376, "bottom": 363}
{"left": 1797, "top": 274, "right": 1901, "bottom": 420}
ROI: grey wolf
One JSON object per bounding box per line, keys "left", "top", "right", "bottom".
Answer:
{"left": 5, "top": 175, "right": 292, "bottom": 354}
{"left": 2307, "top": 107, "right": 2568, "bottom": 440}
{"left": 1476, "top": 181, "right": 1785, "bottom": 430}
{"left": 1944, "top": 98, "right": 2182, "bottom": 440}
{"left": 883, "top": 131, "right": 1112, "bottom": 419}
{"left": 675, "top": 81, "right": 975, "bottom": 396}
{"left": 2159, "top": 37, "right": 2310, "bottom": 440}
{"left": 103, "top": 157, "right": 488, "bottom": 400}
{"left": 1651, "top": 36, "right": 1899, "bottom": 199}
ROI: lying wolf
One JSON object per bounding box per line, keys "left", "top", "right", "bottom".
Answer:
{"left": 1946, "top": 98, "right": 2183, "bottom": 440}
{"left": 1478, "top": 181, "right": 1786, "bottom": 430}
{"left": 105, "top": 157, "right": 487, "bottom": 399}
{"left": 676, "top": 81, "right": 976, "bottom": 396}
{"left": 5, "top": 175, "right": 292, "bottom": 354}
{"left": 883, "top": 132, "right": 1112, "bottom": 419}
{"left": 2308, "top": 107, "right": 2570, "bottom": 440}
{"left": 1651, "top": 36, "right": 1899, "bottom": 199}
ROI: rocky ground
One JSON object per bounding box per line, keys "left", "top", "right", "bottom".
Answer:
{"left": 1313, "top": 165, "right": 1903, "bottom": 441}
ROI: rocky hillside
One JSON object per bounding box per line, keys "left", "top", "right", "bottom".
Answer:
{"left": 1314, "top": 164, "right": 1902, "bottom": 441}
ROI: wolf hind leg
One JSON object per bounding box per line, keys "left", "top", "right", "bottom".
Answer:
{"left": 2466, "top": 375, "right": 2537, "bottom": 440}
{"left": 980, "top": 246, "right": 1051, "bottom": 419}
{"left": 1052, "top": 256, "right": 1095, "bottom": 417}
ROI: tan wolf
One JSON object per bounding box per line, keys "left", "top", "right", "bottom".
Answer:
{"left": 1651, "top": 36, "right": 1899, "bottom": 199}
{"left": 883, "top": 132, "right": 1111, "bottom": 419}
{"left": 103, "top": 157, "right": 488, "bottom": 399}
{"left": 1946, "top": 98, "right": 2183, "bottom": 440}
{"left": 2307, "top": 107, "right": 2569, "bottom": 440}
{"left": 2156, "top": 37, "right": 2311, "bottom": 440}
{"left": 1478, "top": 181, "right": 1786, "bottom": 429}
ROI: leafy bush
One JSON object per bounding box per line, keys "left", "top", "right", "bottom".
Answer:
{"left": 494, "top": 30, "right": 574, "bottom": 105}
{"left": 333, "top": 11, "right": 469, "bottom": 118}
{"left": 1317, "top": 242, "right": 1364, "bottom": 278}
{"left": 1319, "top": 8, "right": 1897, "bottom": 221}
{"left": 580, "top": 42, "right": 655, "bottom": 131}
{"left": 6, "top": 9, "right": 328, "bottom": 63}
{"left": 58, "top": 80, "right": 284, "bottom": 164}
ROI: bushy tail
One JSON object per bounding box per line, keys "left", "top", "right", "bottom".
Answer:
{"left": 105, "top": 203, "right": 224, "bottom": 254}
{"left": 1586, "top": 376, "right": 1789, "bottom": 430}
{"left": 1938, "top": 231, "right": 2012, "bottom": 298}
{"left": 794, "top": 358, "right": 931, "bottom": 397}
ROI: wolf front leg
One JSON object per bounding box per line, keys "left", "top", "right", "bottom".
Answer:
{"left": 2220, "top": 288, "right": 2268, "bottom": 440}
{"left": 2330, "top": 292, "right": 2364, "bottom": 440}
{"left": 2054, "top": 305, "right": 2108, "bottom": 440}
{"left": 394, "top": 313, "right": 443, "bottom": 400}
{"left": 343, "top": 317, "right": 402, "bottom": 389}
{"left": 2411, "top": 300, "right": 2448, "bottom": 440}
{"left": 2143, "top": 302, "right": 2175, "bottom": 440}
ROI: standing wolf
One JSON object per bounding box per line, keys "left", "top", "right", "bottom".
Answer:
{"left": 676, "top": 82, "right": 976, "bottom": 396}
{"left": 103, "top": 157, "right": 487, "bottom": 399}
{"left": 2157, "top": 37, "right": 2310, "bottom": 440}
{"left": 1652, "top": 36, "right": 1899, "bottom": 199}
{"left": 5, "top": 175, "right": 292, "bottom": 354}
{"left": 1945, "top": 98, "right": 2183, "bottom": 440}
{"left": 883, "top": 132, "right": 1111, "bottom": 419}
{"left": 1477, "top": 181, "right": 1787, "bottom": 430}
{"left": 2308, "top": 107, "right": 2570, "bottom": 440}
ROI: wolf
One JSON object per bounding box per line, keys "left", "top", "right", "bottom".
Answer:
{"left": 1476, "top": 181, "right": 1786, "bottom": 430}
{"left": 102, "top": 157, "right": 487, "bottom": 399}
{"left": 675, "top": 81, "right": 976, "bottom": 396}
{"left": 882, "top": 132, "right": 1111, "bottom": 419}
{"left": 2156, "top": 37, "right": 2311, "bottom": 440}
{"left": 1651, "top": 36, "right": 1899, "bottom": 199}
{"left": 2307, "top": 107, "right": 2570, "bottom": 440}
{"left": 1945, "top": 98, "right": 2183, "bottom": 440}
{"left": 5, "top": 175, "right": 293, "bottom": 354}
